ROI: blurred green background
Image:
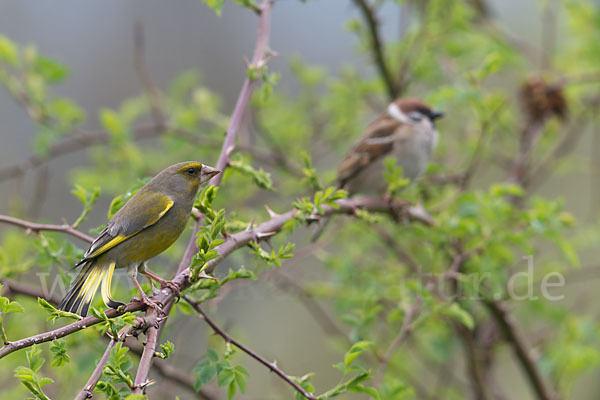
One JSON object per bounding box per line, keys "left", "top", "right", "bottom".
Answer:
{"left": 1, "top": 0, "right": 600, "bottom": 399}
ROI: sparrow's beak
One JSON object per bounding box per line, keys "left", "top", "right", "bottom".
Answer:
{"left": 430, "top": 110, "right": 444, "bottom": 121}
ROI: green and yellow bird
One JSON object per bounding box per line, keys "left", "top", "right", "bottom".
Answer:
{"left": 58, "top": 161, "right": 220, "bottom": 316}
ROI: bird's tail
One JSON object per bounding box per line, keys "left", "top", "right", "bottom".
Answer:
{"left": 58, "top": 261, "right": 124, "bottom": 316}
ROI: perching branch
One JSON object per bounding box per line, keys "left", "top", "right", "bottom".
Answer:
{"left": 0, "top": 278, "right": 208, "bottom": 398}
{"left": 0, "top": 196, "right": 431, "bottom": 360}
{"left": 184, "top": 295, "right": 317, "bottom": 400}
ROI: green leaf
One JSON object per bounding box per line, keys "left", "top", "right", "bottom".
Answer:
{"left": 227, "top": 380, "right": 237, "bottom": 399}
{"left": 50, "top": 340, "right": 70, "bottom": 367}
{"left": 100, "top": 108, "right": 126, "bottom": 140}
{"left": 37, "top": 297, "right": 82, "bottom": 323}
{"left": 229, "top": 156, "right": 275, "bottom": 191}
{"left": 218, "top": 367, "right": 235, "bottom": 387}
{"left": 0, "top": 34, "right": 18, "bottom": 66}
{"left": 4, "top": 300, "right": 24, "bottom": 313}
{"left": 194, "top": 364, "right": 217, "bottom": 391}
{"left": 33, "top": 55, "right": 70, "bottom": 83}
{"left": 344, "top": 341, "right": 372, "bottom": 366}
{"left": 206, "top": 348, "right": 219, "bottom": 362}
{"left": 202, "top": 0, "right": 225, "bottom": 16}
{"left": 442, "top": 303, "right": 474, "bottom": 330}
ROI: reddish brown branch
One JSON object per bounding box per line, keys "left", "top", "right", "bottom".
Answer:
{"left": 184, "top": 295, "right": 317, "bottom": 400}
{"left": 132, "top": 321, "right": 160, "bottom": 394}
{"left": 211, "top": 0, "right": 275, "bottom": 187}
{"left": 131, "top": 0, "right": 277, "bottom": 393}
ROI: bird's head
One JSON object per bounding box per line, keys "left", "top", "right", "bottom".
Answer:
{"left": 387, "top": 98, "right": 444, "bottom": 127}
{"left": 156, "top": 161, "right": 220, "bottom": 198}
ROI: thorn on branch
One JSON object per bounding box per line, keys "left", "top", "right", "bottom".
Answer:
{"left": 264, "top": 205, "right": 279, "bottom": 218}
{"left": 255, "top": 230, "right": 276, "bottom": 239}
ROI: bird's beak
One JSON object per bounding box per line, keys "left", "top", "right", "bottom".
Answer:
{"left": 202, "top": 166, "right": 221, "bottom": 181}
{"left": 430, "top": 110, "right": 444, "bottom": 121}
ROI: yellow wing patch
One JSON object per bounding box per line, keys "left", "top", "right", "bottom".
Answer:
{"left": 87, "top": 233, "right": 135, "bottom": 258}
{"left": 158, "top": 200, "right": 174, "bottom": 219}
{"left": 86, "top": 200, "right": 174, "bottom": 259}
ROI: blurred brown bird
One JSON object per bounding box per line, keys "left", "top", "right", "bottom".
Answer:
{"left": 312, "top": 98, "right": 442, "bottom": 241}
{"left": 337, "top": 97, "right": 443, "bottom": 194}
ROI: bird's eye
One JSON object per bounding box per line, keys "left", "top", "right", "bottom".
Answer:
{"left": 408, "top": 111, "right": 423, "bottom": 122}
{"left": 186, "top": 167, "right": 196, "bottom": 175}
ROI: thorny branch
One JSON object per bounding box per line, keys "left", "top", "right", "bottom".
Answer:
{"left": 0, "top": 195, "right": 431, "bottom": 360}
{"left": 0, "top": 279, "right": 210, "bottom": 398}
{"left": 131, "top": 0, "right": 277, "bottom": 394}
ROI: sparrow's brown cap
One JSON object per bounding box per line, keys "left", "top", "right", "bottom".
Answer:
{"left": 394, "top": 98, "right": 443, "bottom": 121}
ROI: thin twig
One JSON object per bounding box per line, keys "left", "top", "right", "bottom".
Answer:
{"left": 184, "top": 296, "right": 317, "bottom": 400}
{"left": 456, "top": 322, "right": 490, "bottom": 400}
{"left": 0, "top": 214, "right": 94, "bottom": 243}
{"left": 1, "top": 279, "right": 62, "bottom": 305}
{"left": 211, "top": 0, "right": 276, "bottom": 187}
{"left": 374, "top": 295, "right": 423, "bottom": 386}
{"left": 484, "top": 300, "right": 557, "bottom": 400}
{"left": 75, "top": 324, "right": 137, "bottom": 400}
{"left": 353, "top": 0, "right": 398, "bottom": 100}
{"left": 0, "top": 123, "right": 159, "bottom": 182}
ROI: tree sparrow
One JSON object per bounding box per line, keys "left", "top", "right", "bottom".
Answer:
{"left": 337, "top": 98, "right": 443, "bottom": 195}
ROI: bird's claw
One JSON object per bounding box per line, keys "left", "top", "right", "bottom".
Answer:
{"left": 133, "top": 294, "right": 166, "bottom": 317}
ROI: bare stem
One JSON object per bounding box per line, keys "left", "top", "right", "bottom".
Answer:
{"left": 184, "top": 296, "right": 317, "bottom": 400}
{"left": 211, "top": 0, "right": 276, "bottom": 187}
{"left": 484, "top": 300, "right": 557, "bottom": 400}
{"left": 0, "top": 214, "right": 93, "bottom": 243}
{"left": 353, "top": 0, "right": 398, "bottom": 100}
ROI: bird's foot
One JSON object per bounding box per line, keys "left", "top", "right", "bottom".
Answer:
{"left": 133, "top": 293, "right": 165, "bottom": 316}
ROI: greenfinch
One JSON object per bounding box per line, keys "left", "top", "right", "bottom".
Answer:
{"left": 58, "top": 161, "right": 220, "bottom": 316}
